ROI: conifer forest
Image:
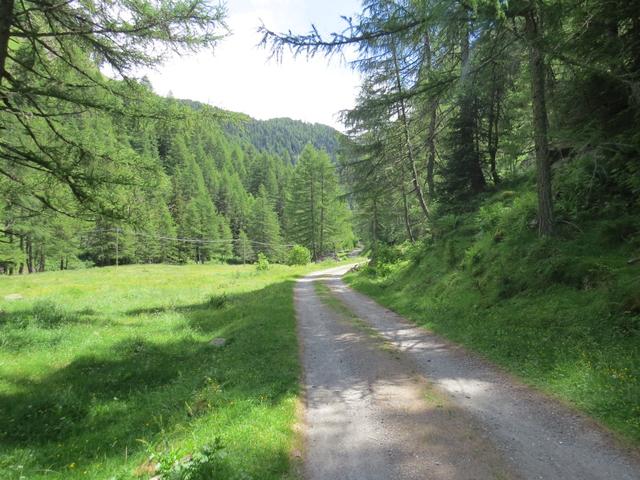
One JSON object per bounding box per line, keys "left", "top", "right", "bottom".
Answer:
{"left": 1, "top": 0, "right": 640, "bottom": 479}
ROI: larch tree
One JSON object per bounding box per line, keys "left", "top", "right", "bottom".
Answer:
{"left": 248, "top": 185, "right": 283, "bottom": 262}
{"left": 287, "top": 144, "right": 351, "bottom": 260}
{"left": 0, "top": 0, "right": 227, "bottom": 216}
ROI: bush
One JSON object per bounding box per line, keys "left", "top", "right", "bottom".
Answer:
{"left": 158, "top": 439, "right": 236, "bottom": 480}
{"left": 287, "top": 245, "right": 311, "bottom": 266}
{"left": 372, "top": 244, "right": 404, "bottom": 266}
{"left": 255, "top": 253, "right": 269, "bottom": 271}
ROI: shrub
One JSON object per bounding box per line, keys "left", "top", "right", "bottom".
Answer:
{"left": 373, "top": 244, "right": 404, "bottom": 266}
{"left": 287, "top": 245, "right": 311, "bottom": 266}
{"left": 158, "top": 439, "right": 236, "bottom": 480}
{"left": 255, "top": 253, "right": 269, "bottom": 271}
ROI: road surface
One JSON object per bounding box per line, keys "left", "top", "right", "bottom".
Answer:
{"left": 293, "top": 265, "right": 640, "bottom": 480}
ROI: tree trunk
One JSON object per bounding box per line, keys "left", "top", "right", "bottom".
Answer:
{"left": 459, "top": 18, "right": 486, "bottom": 194}
{"left": 391, "top": 44, "right": 430, "bottom": 219}
{"left": 26, "top": 235, "right": 33, "bottom": 273}
{"left": 371, "top": 196, "right": 379, "bottom": 263}
{"left": 422, "top": 30, "right": 438, "bottom": 198}
{"left": 0, "top": 0, "right": 13, "bottom": 84}
{"left": 319, "top": 169, "right": 325, "bottom": 257}
{"left": 38, "top": 245, "right": 45, "bottom": 272}
{"left": 426, "top": 109, "right": 437, "bottom": 198}
{"left": 310, "top": 173, "right": 317, "bottom": 261}
{"left": 400, "top": 162, "right": 416, "bottom": 243}
{"left": 115, "top": 228, "right": 119, "bottom": 266}
{"left": 18, "top": 235, "right": 23, "bottom": 274}
{"left": 487, "top": 65, "right": 501, "bottom": 185}
{"left": 524, "top": 6, "right": 554, "bottom": 236}
{"left": 400, "top": 172, "right": 415, "bottom": 243}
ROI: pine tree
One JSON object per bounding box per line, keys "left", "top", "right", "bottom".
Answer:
{"left": 287, "top": 145, "right": 352, "bottom": 260}
{"left": 248, "top": 186, "right": 283, "bottom": 262}
{"left": 235, "top": 230, "right": 255, "bottom": 264}
{"left": 215, "top": 217, "right": 234, "bottom": 260}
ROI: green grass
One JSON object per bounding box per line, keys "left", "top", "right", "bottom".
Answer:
{"left": 0, "top": 262, "right": 342, "bottom": 479}
{"left": 346, "top": 182, "right": 640, "bottom": 444}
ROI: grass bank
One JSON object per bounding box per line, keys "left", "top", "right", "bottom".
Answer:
{"left": 346, "top": 178, "right": 640, "bottom": 444}
{"left": 0, "top": 262, "right": 342, "bottom": 479}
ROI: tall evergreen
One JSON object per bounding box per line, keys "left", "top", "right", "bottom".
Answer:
{"left": 235, "top": 230, "right": 255, "bottom": 264}
{"left": 287, "top": 145, "right": 353, "bottom": 260}
{"left": 248, "top": 186, "right": 284, "bottom": 262}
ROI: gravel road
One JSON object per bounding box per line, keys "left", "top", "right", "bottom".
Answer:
{"left": 294, "top": 265, "right": 640, "bottom": 480}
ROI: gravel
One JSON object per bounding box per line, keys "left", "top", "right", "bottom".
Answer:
{"left": 301, "top": 264, "right": 640, "bottom": 480}
{"left": 295, "top": 266, "right": 520, "bottom": 480}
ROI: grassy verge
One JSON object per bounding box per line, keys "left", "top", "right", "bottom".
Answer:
{"left": 345, "top": 181, "right": 640, "bottom": 444}
{"left": 0, "top": 262, "right": 343, "bottom": 479}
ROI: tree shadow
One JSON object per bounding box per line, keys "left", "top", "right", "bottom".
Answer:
{"left": 0, "top": 304, "right": 104, "bottom": 330}
{"left": 0, "top": 280, "right": 300, "bottom": 477}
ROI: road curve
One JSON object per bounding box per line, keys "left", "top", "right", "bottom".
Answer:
{"left": 294, "top": 264, "right": 640, "bottom": 480}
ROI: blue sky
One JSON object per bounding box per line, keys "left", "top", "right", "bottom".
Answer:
{"left": 145, "top": 0, "right": 362, "bottom": 130}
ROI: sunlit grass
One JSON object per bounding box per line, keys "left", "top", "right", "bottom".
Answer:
{"left": 0, "top": 262, "right": 343, "bottom": 479}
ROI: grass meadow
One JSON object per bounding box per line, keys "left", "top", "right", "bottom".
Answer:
{"left": 0, "top": 262, "right": 343, "bottom": 479}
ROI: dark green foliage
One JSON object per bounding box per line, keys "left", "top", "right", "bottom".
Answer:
{"left": 234, "top": 230, "right": 255, "bottom": 263}
{"left": 0, "top": 0, "right": 226, "bottom": 216}
{"left": 0, "top": 0, "right": 354, "bottom": 271}
{"left": 248, "top": 186, "right": 284, "bottom": 262}
{"left": 224, "top": 116, "right": 342, "bottom": 162}
{"left": 262, "top": 0, "right": 640, "bottom": 241}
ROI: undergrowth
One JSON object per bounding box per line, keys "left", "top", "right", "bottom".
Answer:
{"left": 346, "top": 172, "right": 640, "bottom": 444}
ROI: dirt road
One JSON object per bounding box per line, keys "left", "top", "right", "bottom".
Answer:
{"left": 294, "top": 265, "right": 640, "bottom": 480}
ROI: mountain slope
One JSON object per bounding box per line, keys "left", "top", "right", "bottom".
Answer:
{"left": 225, "top": 117, "right": 342, "bottom": 163}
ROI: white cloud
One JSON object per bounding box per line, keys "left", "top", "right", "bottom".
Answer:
{"left": 144, "top": 0, "right": 362, "bottom": 130}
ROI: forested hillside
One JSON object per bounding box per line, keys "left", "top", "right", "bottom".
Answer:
{"left": 223, "top": 116, "right": 342, "bottom": 163}
{"left": 178, "top": 100, "right": 342, "bottom": 162}
{"left": 0, "top": 94, "right": 354, "bottom": 273}
{"left": 262, "top": 0, "right": 640, "bottom": 441}
{"left": 264, "top": 0, "right": 639, "bottom": 246}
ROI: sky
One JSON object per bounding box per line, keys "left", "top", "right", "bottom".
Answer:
{"left": 145, "top": 0, "right": 363, "bottom": 130}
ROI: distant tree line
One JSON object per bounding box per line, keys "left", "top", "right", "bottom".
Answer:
{"left": 0, "top": 0, "right": 354, "bottom": 273}
{"left": 224, "top": 116, "right": 342, "bottom": 164}
{"left": 0, "top": 96, "right": 355, "bottom": 272}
